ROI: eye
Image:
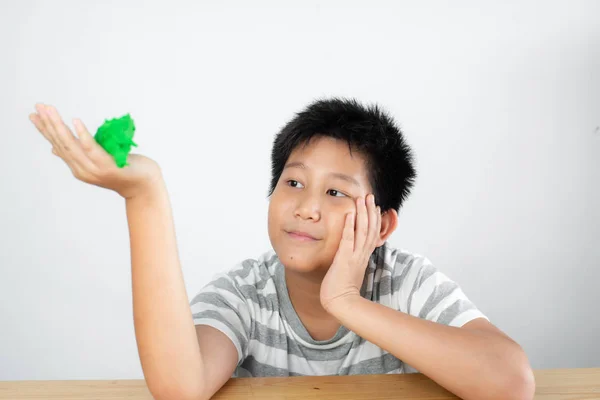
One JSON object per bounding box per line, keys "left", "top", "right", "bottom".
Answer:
{"left": 287, "top": 180, "right": 304, "bottom": 188}
{"left": 327, "top": 189, "right": 347, "bottom": 198}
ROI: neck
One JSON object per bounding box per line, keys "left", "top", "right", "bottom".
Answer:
{"left": 284, "top": 268, "right": 331, "bottom": 320}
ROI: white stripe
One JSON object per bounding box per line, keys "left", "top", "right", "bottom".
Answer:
{"left": 398, "top": 258, "right": 427, "bottom": 315}
{"left": 343, "top": 340, "right": 386, "bottom": 363}
{"left": 229, "top": 255, "right": 280, "bottom": 288}
{"left": 280, "top": 318, "right": 354, "bottom": 350}
{"left": 248, "top": 339, "right": 345, "bottom": 375}
{"left": 191, "top": 302, "right": 248, "bottom": 332}
{"left": 450, "top": 311, "right": 489, "bottom": 328}
{"left": 420, "top": 272, "right": 461, "bottom": 320}
{"left": 382, "top": 246, "right": 401, "bottom": 270}
{"left": 205, "top": 279, "right": 247, "bottom": 306}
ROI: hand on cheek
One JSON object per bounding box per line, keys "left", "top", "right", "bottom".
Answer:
{"left": 320, "top": 194, "right": 382, "bottom": 312}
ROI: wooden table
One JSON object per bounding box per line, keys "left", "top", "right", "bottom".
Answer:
{"left": 0, "top": 368, "right": 598, "bottom": 399}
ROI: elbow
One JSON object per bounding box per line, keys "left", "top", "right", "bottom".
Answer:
{"left": 492, "top": 359, "right": 536, "bottom": 400}
{"left": 467, "top": 347, "right": 536, "bottom": 400}
{"left": 508, "top": 366, "right": 536, "bottom": 400}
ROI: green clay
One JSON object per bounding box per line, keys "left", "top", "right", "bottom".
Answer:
{"left": 94, "top": 114, "right": 137, "bottom": 168}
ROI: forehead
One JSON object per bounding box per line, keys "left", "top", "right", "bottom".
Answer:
{"left": 285, "top": 136, "right": 371, "bottom": 187}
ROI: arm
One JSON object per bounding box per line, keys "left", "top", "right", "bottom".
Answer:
{"left": 28, "top": 104, "right": 238, "bottom": 400}
{"left": 320, "top": 194, "right": 534, "bottom": 400}
{"left": 128, "top": 180, "right": 238, "bottom": 400}
{"left": 327, "top": 297, "right": 535, "bottom": 400}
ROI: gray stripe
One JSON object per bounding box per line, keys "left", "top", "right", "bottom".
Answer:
{"left": 233, "top": 367, "right": 253, "bottom": 378}
{"left": 227, "top": 254, "right": 278, "bottom": 281}
{"left": 437, "top": 298, "right": 476, "bottom": 325}
{"left": 240, "top": 355, "right": 298, "bottom": 377}
{"left": 190, "top": 289, "right": 247, "bottom": 319}
{"left": 393, "top": 252, "right": 411, "bottom": 268}
{"left": 418, "top": 281, "right": 459, "bottom": 320}
{"left": 407, "top": 262, "right": 437, "bottom": 314}
{"left": 227, "top": 259, "right": 258, "bottom": 280}
{"left": 190, "top": 277, "right": 239, "bottom": 307}
{"left": 190, "top": 289, "right": 251, "bottom": 335}
{"left": 366, "top": 247, "right": 427, "bottom": 303}
{"left": 381, "top": 244, "right": 411, "bottom": 272}
{"left": 243, "top": 340, "right": 401, "bottom": 377}
{"left": 251, "top": 321, "right": 357, "bottom": 361}
{"left": 210, "top": 276, "right": 280, "bottom": 312}
{"left": 250, "top": 276, "right": 272, "bottom": 291}
{"left": 368, "top": 263, "right": 415, "bottom": 303}
{"left": 192, "top": 309, "right": 248, "bottom": 351}
{"left": 340, "top": 352, "right": 404, "bottom": 375}
{"left": 238, "top": 287, "right": 279, "bottom": 311}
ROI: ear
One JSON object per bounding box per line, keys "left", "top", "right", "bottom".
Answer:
{"left": 376, "top": 208, "right": 398, "bottom": 247}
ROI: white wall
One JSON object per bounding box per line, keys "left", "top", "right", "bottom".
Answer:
{"left": 1, "top": 0, "right": 598, "bottom": 380}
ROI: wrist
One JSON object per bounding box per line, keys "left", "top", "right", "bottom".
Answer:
{"left": 124, "top": 178, "right": 167, "bottom": 207}
{"left": 323, "top": 292, "right": 364, "bottom": 317}
{"left": 124, "top": 171, "right": 165, "bottom": 201}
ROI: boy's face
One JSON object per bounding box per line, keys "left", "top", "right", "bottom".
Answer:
{"left": 268, "top": 136, "right": 374, "bottom": 274}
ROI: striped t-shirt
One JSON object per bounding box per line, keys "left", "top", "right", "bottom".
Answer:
{"left": 189, "top": 242, "right": 488, "bottom": 377}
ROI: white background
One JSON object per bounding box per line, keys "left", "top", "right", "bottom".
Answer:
{"left": 1, "top": 0, "right": 599, "bottom": 380}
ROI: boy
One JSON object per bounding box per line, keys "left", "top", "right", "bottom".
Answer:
{"left": 29, "top": 99, "right": 534, "bottom": 400}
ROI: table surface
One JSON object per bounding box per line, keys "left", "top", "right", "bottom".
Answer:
{"left": 0, "top": 368, "right": 598, "bottom": 399}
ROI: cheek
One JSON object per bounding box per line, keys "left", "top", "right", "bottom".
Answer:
{"left": 268, "top": 191, "right": 295, "bottom": 233}
{"left": 269, "top": 192, "right": 291, "bottom": 217}
{"left": 324, "top": 208, "right": 351, "bottom": 240}
{"left": 324, "top": 200, "right": 357, "bottom": 236}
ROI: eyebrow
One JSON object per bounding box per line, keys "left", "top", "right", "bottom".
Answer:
{"left": 283, "top": 162, "right": 361, "bottom": 187}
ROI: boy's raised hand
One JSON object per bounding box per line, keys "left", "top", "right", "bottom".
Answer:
{"left": 320, "top": 194, "right": 382, "bottom": 312}
{"left": 29, "top": 104, "right": 162, "bottom": 199}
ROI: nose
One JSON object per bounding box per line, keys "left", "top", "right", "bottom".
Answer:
{"left": 294, "top": 191, "right": 321, "bottom": 221}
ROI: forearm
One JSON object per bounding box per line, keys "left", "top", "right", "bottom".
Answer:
{"left": 329, "top": 296, "right": 533, "bottom": 400}
{"left": 127, "top": 178, "right": 204, "bottom": 399}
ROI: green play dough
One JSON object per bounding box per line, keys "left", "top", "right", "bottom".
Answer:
{"left": 94, "top": 114, "right": 137, "bottom": 168}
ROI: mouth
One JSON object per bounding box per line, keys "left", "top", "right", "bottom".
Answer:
{"left": 285, "top": 230, "right": 320, "bottom": 241}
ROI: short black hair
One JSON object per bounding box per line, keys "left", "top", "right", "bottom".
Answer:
{"left": 268, "top": 97, "right": 417, "bottom": 212}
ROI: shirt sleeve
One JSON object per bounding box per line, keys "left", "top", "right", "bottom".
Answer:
{"left": 189, "top": 273, "right": 252, "bottom": 365}
{"left": 402, "top": 256, "right": 489, "bottom": 328}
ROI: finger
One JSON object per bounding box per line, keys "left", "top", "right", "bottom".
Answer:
{"left": 34, "top": 105, "right": 61, "bottom": 155}
{"left": 355, "top": 195, "right": 369, "bottom": 251}
{"left": 45, "top": 106, "right": 97, "bottom": 172}
{"left": 365, "top": 196, "right": 380, "bottom": 251}
{"left": 340, "top": 211, "right": 355, "bottom": 254}
{"left": 33, "top": 108, "right": 69, "bottom": 160}
{"left": 49, "top": 142, "right": 83, "bottom": 175}
{"left": 29, "top": 113, "right": 53, "bottom": 143}
{"left": 72, "top": 118, "right": 114, "bottom": 167}
{"left": 72, "top": 118, "right": 95, "bottom": 151}
{"left": 36, "top": 104, "right": 60, "bottom": 150}
{"left": 45, "top": 106, "right": 78, "bottom": 155}
{"left": 373, "top": 206, "right": 383, "bottom": 248}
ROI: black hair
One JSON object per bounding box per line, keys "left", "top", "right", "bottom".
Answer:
{"left": 268, "top": 97, "right": 417, "bottom": 212}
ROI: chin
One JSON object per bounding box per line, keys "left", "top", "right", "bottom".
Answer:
{"left": 275, "top": 248, "right": 324, "bottom": 273}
